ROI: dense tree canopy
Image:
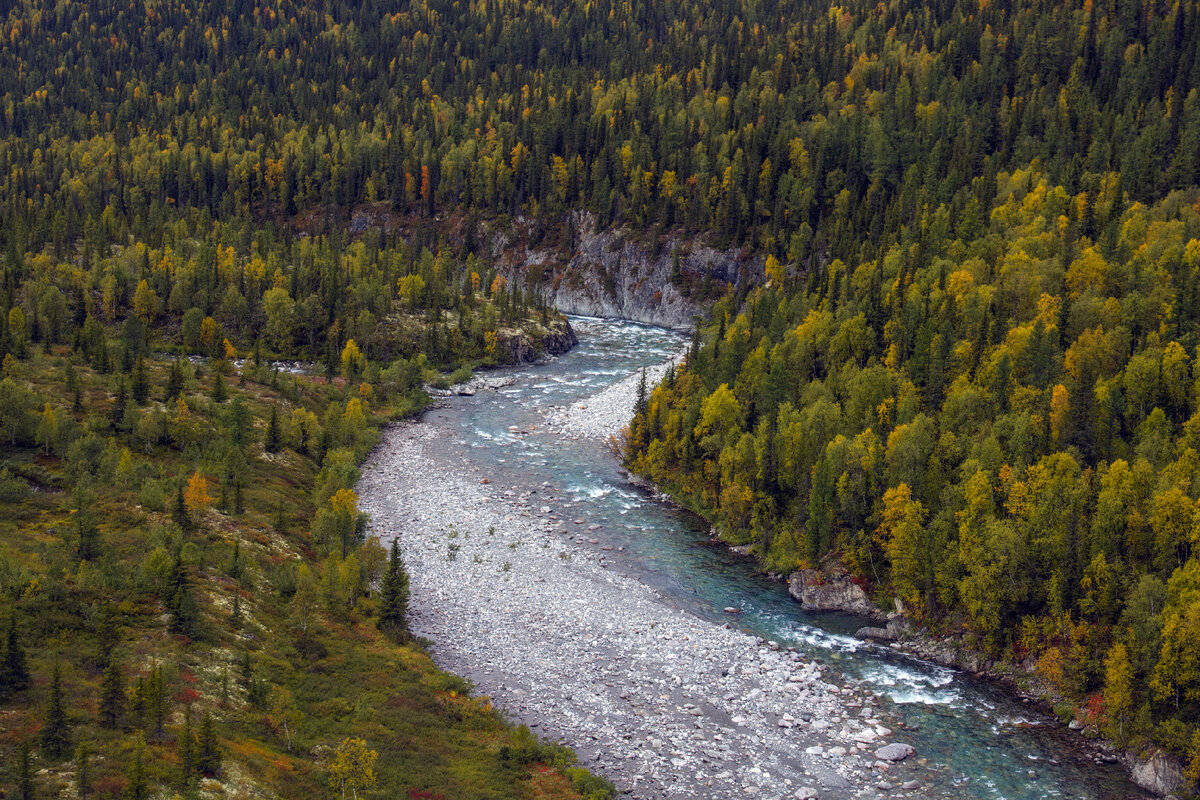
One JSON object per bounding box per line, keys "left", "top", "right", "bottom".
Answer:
{"left": 628, "top": 169, "right": 1200, "bottom": 766}
{"left": 4, "top": 0, "right": 1200, "bottom": 790}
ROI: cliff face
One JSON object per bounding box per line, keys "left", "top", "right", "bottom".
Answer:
{"left": 495, "top": 316, "right": 578, "bottom": 363}
{"left": 493, "top": 211, "right": 761, "bottom": 330}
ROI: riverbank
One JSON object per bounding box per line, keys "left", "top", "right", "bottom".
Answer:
{"left": 358, "top": 418, "right": 931, "bottom": 799}
{"left": 547, "top": 323, "right": 1165, "bottom": 798}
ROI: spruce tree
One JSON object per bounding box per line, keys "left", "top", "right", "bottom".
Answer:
{"left": 173, "top": 481, "right": 189, "bottom": 531}
{"left": 177, "top": 706, "right": 196, "bottom": 788}
{"left": 228, "top": 541, "right": 242, "bottom": 580}
{"left": 125, "top": 735, "right": 148, "bottom": 800}
{"left": 634, "top": 368, "right": 649, "bottom": 418}
{"left": 264, "top": 404, "right": 281, "bottom": 452}
{"left": 197, "top": 713, "right": 221, "bottom": 777}
{"left": 164, "top": 359, "right": 184, "bottom": 402}
{"left": 0, "top": 613, "right": 30, "bottom": 697}
{"left": 130, "top": 676, "right": 146, "bottom": 729}
{"left": 131, "top": 356, "right": 149, "bottom": 405}
{"left": 76, "top": 742, "right": 91, "bottom": 800}
{"left": 378, "top": 538, "right": 410, "bottom": 640}
{"left": 167, "top": 551, "right": 199, "bottom": 638}
{"left": 99, "top": 659, "right": 125, "bottom": 728}
{"left": 144, "top": 665, "right": 167, "bottom": 740}
{"left": 109, "top": 378, "right": 129, "bottom": 430}
{"left": 15, "top": 739, "right": 34, "bottom": 800}
{"left": 211, "top": 370, "right": 227, "bottom": 402}
{"left": 76, "top": 513, "right": 100, "bottom": 561}
{"left": 230, "top": 591, "right": 242, "bottom": 630}
{"left": 41, "top": 663, "right": 71, "bottom": 759}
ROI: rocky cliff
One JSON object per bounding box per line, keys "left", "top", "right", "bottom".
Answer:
{"left": 493, "top": 211, "right": 762, "bottom": 330}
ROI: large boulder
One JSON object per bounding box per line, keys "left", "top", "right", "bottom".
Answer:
{"left": 874, "top": 743, "right": 916, "bottom": 762}
{"left": 789, "top": 569, "right": 881, "bottom": 618}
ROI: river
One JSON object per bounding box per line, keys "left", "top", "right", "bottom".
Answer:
{"left": 363, "top": 316, "right": 1145, "bottom": 800}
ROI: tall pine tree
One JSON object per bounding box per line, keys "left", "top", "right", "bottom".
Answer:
{"left": 99, "top": 659, "right": 125, "bottom": 728}
{"left": 41, "top": 663, "right": 71, "bottom": 759}
{"left": 378, "top": 538, "right": 410, "bottom": 640}
{"left": 0, "top": 613, "right": 30, "bottom": 698}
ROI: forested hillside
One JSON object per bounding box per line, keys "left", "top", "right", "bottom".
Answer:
{"left": 4, "top": 0, "right": 1200, "bottom": 793}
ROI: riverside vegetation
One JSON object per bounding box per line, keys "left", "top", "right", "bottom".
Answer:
{"left": 0, "top": 240, "right": 595, "bottom": 795}
{"left": 4, "top": 0, "right": 1200, "bottom": 794}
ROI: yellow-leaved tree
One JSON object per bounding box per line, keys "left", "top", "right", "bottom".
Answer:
{"left": 328, "top": 737, "right": 376, "bottom": 800}
{"left": 184, "top": 471, "right": 211, "bottom": 514}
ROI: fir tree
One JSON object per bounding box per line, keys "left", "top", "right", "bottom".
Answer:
{"left": 378, "top": 538, "right": 410, "bottom": 640}
{"left": 41, "top": 663, "right": 71, "bottom": 759}
{"left": 99, "top": 659, "right": 125, "bottom": 728}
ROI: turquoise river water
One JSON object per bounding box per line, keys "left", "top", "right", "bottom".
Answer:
{"left": 422, "top": 317, "right": 1145, "bottom": 800}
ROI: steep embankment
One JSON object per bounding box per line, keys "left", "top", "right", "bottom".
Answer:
{"left": 492, "top": 211, "right": 761, "bottom": 329}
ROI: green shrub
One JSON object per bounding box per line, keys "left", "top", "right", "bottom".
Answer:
{"left": 0, "top": 469, "right": 31, "bottom": 503}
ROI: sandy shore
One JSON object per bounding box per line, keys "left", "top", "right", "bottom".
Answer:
{"left": 358, "top": 371, "right": 928, "bottom": 800}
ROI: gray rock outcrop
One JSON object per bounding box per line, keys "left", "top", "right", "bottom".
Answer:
{"left": 1126, "top": 751, "right": 1184, "bottom": 796}
{"left": 788, "top": 569, "right": 882, "bottom": 619}
{"left": 497, "top": 211, "right": 762, "bottom": 329}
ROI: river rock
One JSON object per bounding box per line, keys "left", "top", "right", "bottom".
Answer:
{"left": 854, "top": 626, "right": 894, "bottom": 642}
{"left": 788, "top": 569, "right": 882, "bottom": 618}
{"left": 875, "top": 743, "right": 916, "bottom": 762}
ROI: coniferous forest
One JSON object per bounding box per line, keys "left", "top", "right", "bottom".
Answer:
{"left": 3, "top": 0, "right": 1200, "bottom": 794}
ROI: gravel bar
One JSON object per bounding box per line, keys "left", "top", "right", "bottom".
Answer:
{"left": 359, "top": 382, "right": 925, "bottom": 800}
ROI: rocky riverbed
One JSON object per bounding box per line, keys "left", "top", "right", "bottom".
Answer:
{"left": 544, "top": 341, "right": 686, "bottom": 441}
{"left": 359, "top": 418, "right": 928, "bottom": 800}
